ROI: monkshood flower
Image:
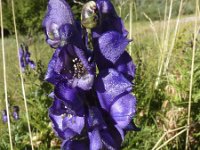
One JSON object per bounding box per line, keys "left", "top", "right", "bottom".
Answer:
{"left": 19, "top": 45, "right": 26, "bottom": 72}
{"left": 13, "top": 106, "right": 20, "bottom": 120}
{"left": 2, "top": 110, "right": 7, "bottom": 123}
{"left": 43, "top": 0, "right": 139, "bottom": 149}
{"left": 19, "top": 44, "right": 35, "bottom": 71}
{"left": 24, "top": 45, "right": 36, "bottom": 69}
{"left": 43, "top": 0, "right": 95, "bottom": 90}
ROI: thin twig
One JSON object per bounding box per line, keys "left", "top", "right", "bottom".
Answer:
{"left": 152, "top": 126, "right": 187, "bottom": 150}
{"left": 11, "top": 0, "right": 34, "bottom": 149}
{"left": 156, "top": 128, "right": 187, "bottom": 150}
{"left": 185, "top": 1, "right": 199, "bottom": 149}
{"left": 143, "top": 13, "right": 162, "bottom": 52}
{"left": 155, "top": 0, "right": 173, "bottom": 89}
{"left": 163, "top": 0, "right": 183, "bottom": 74}
{"left": 129, "top": 1, "right": 133, "bottom": 55}
{"left": 0, "top": 0, "right": 13, "bottom": 149}
{"left": 73, "top": 0, "right": 83, "bottom": 5}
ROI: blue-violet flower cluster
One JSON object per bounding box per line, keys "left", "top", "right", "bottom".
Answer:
{"left": 43, "top": 0, "right": 139, "bottom": 149}
{"left": 19, "top": 44, "right": 35, "bottom": 72}
{"left": 1, "top": 106, "right": 20, "bottom": 123}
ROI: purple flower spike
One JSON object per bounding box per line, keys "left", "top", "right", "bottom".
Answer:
{"left": 19, "top": 44, "right": 35, "bottom": 71}
{"left": 42, "top": 0, "right": 139, "bottom": 149}
{"left": 2, "top": 110, "right": 7, "bottom": 123}
{"left": 13, "top": 106, "right": 20, "bottom": 120}
{"left": 24, "top": 46, "right": 35, "bottom": 69}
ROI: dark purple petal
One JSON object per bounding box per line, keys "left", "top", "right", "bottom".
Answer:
{"left": 13, "top": 106, "right": 20, "bottom": 120}
{"left": 45, "top": 45, "right": 95, "bottom": 89}
{"left": 49, "top": 98, "right": 85, "bottom": 140}
{"left": 59, "top": 24, "right": 85, "bottom": 49}
{"left": 92, "top": 0, "right": 128, "bottom": 38}
{"left": 49, "top": 97, "right": 67, "bottom": 115}
{"left": 88, "top": 128, "right": 119, "bottom": 150}
{"left": 88, "top": 129, "right": 103, "bottom": 150}
{"left": 61, "top": 140, "right": 88, "bottom": 150}
{"left": 100, "top": 130, "right": 118, "bottom": 150}
{"left": 94, "top": 31, "right": 131, "bottom": 71}
{"left": 43, "top": 0, "right": 75, "bottom": 48}
{"left": 45, "top": 48, "right": 63, "bottom": 84}
{"left": 24, "top": 48, "right": 31, "bottom": 64}
{"left": 22, "top": 45, "right": 36, "bottom": 70}
{"left": 54, "top": 82, "right": 84, "bottom": 116}
{"left": 13, "top": 112, "right": 19, "bottom": 120}
{"left": 62, "top": 115, "right": 85, "bottom": 135}
{"left": 19, "top": 46, "right": 26, "bottom": 72}
{"left": 49, "top": 112, "right": 77, "bottom": 140}
{"left": 95, "top": 68, "right": 132, "bottom": 110}
{"left": 43, "top": 0, "right": 74, "bottom": 28}
{"left": 97, "top": 31, "right": 129, "bottom": 64}
{"left": 87, "top": 107, "right": 106, "bottom": 130}
{"left": 115, "top": 51, "right": 136, "bottom": 81}
{"left": 2, "top": 110, "right": 7, "bottom": 123}
{"left": 72, "top": 73, "right": 94, "bottom": 90}
{"left": 28, "top": 60, "right": 36, "bottom": 69}
{"left": 110, "top": 94, "right": 136, "bottom": 129}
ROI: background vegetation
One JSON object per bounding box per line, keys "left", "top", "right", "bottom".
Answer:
{"left": 0, "top": 0, "right": 199, "bottom": 150}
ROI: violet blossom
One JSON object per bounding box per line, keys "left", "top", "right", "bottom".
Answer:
{"left": 2, "top": 110, "right": 7, "bottom": 123}
{"left": 13, "top": 106, "right": 20, "bottom": 120}
{"left": 19, "top": 44, "right": 35, "bottom": 71}
{"left": 43, "top": 0, "right": 139, "bottom": 149}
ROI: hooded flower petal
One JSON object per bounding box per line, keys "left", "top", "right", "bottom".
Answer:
{"left": 110, "top": 94, "right": 136, "bottom": 129}
{"left": 88, "top": 129, "right": 103, "bottom": 150}
{"left": 61, "top": 140, "right": 88, "bottom": 150}
{"left": 115, "top": 51, "right": 136, "bottom": 81}
{"left": 95, "top": 68, "right": 132, "bottom": 110}
{"left": 49, "top": 112, "right": 77, "bottom": 140}
{"left": 62, "top": 114, "right": 85, "bottom": 135}
{"left": 45, "top": 48, "right": 63, "bottom": 84}
{"left": 43, "top": 0, "right": 75, "bottom": 48}
{"left": 92, "top": 0, "right": 128, "bottom": 38}
{"left": 97, "top": 31, "right": 129, "bottom": 65}
{"left": 94, "top": 31, "right": 135, "bottom": 81}
{"left": 87, "top": 107, "right": 106, "bottom": 130}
